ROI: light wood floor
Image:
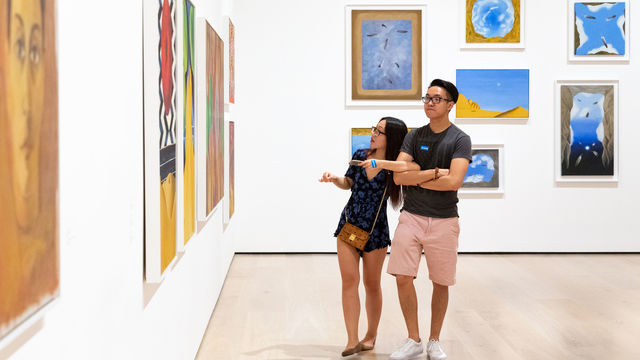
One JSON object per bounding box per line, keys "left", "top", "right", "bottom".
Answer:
{"left": 196, "top": 254, "right": 640, "bottom": 360}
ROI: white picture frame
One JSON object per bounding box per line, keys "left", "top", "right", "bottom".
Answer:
{"left": 554, "top": 79, "right": 619, "bottom": 183}
{"left": 459, "top": 0, "right": 525, "bottom": 50}
{"left": 459, "top": 144, "right": 505, "bottom": 194}
{"left": 345, "top": 4, "right": 427, "bottom": 108}
{"left": 568, "top": 0, "right": 630, "bottom": 62}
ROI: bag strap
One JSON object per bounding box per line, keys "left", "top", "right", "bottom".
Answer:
{"left": 345, "top": 182, "right": 388, "bottom": 234}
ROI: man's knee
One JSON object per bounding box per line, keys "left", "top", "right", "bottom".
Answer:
{"left": 395, "top": 274, "right": 414, "bottom": 287}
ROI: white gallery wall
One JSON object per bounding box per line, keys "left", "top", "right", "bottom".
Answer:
{"left": 233, "top": 0, "right": 640, "bottom": 253}
{"left": 2, "top": 0, "right": 235, "bottom": 359}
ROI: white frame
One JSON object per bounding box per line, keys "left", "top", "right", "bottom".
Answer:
{"left": 568, "top": 0, "right": 630, "bottom": 62}
{"left": 459, "top": 0, "right": 526, "bottom": 49}
{"left": 455, "top": 68, "right": 530, "bottom": 121}
{"left": 554, "top": 79, "right": 619, "bottom": 183}
{"left": 459, "top": 144, "right": 505, "bottom": 194}
{"left": 345, "top": 4, "right": 427, "bottom": 107}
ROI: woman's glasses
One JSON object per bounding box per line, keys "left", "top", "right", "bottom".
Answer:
{"left": 371, "top": 126, "right": 386, "bottom": 136}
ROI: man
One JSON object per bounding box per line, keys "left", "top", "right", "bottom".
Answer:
{"left": 388, "top": 79, "right": 472, "bottom": 360}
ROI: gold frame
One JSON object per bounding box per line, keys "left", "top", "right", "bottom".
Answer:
{"left": 351, "top": 10, "right": 422, "bottom": 100}
{"left": 465, "top": 0, "right": 520, "bottom": 43}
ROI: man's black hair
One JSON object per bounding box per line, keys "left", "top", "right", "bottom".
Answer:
{"left": 429, "top": 79, "right": 459, "bottom": 104}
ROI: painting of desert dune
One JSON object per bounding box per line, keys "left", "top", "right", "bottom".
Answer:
{"left": 456, "top": 69, "right": 529, "bottom": 119}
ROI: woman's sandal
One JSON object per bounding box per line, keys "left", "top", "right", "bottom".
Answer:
{"left": 359, "top": 339, "right": 376, "bottom": 351}
{"left": 341, "top": 343, "right": 363, "bottom": 357}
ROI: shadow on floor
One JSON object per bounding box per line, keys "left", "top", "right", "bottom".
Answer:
{"left": 243, "top": 344, "right": 391, "bottom": 359}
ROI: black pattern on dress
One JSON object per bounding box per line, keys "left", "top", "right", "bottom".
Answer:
{"left": 334, "top": 149, "right": 391, "bottom": 253}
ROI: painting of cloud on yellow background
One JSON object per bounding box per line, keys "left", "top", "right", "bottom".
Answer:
{"left": 466, "top": 0, "right": 520, "bottom": 43}
{"left": 456, "top": 69, "right": 529, "bottom": 119}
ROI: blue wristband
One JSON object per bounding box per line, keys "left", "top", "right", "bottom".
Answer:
{"left": 372, "top": 160, "right": 377, "bottom": 168}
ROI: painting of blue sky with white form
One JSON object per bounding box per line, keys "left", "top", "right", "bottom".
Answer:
{"left": 361, "top": 20, "right": 412, "bottom": 90}
{"left": 575, "top": 2, "right": 626, "bottom": 55}
{"left": 561, "top": 85, "right": 615, "bottom": 176}
{"left": 463, "top": 150, "right": 500, "bottom": 188}
{"left": 456, "top": 69, "right": 529, "bottom": 118}
{"left": 472, "top": 0, "right": 515, "bottom": 38}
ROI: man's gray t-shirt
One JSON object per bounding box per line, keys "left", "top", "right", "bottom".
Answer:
{"left": 400, "top": 123, "right": 472, "bottom": 218}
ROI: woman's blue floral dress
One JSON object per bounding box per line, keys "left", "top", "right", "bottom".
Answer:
{"left": 334, "top": 149, "right": 391, "bottom": 253}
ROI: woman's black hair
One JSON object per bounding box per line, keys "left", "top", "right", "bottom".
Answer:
{"left": 375, "top": 116, "right": 408, "bottom": 209}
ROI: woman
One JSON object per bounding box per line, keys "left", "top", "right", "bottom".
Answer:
{"left": 319, "top": 117, "right": 418, "bottom": 357}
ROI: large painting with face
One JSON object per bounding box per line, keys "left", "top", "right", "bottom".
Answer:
{"left": 0, "top": 0, "right": 59, "bottom": 339}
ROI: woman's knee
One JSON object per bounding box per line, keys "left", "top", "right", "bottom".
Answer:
{"left": 341, "top": 273, "right": 360, "bottom": 290}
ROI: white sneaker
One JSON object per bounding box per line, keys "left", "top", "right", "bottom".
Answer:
{"left": 426, "top": 339, "right": 447, "bottom": 360}
{"left": 389, "top": 338, "right": 424, "bottom": 360}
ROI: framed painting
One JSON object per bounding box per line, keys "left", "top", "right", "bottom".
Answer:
{"left": 143, "top": 0, "right": 177, "bottom": 282}
{"left": 0, "top": 0, "right": 59, "bottom": 342}
{"left": 568, "top": 0, "right": 629, "bottom": 62}
{"left": 345, "top": 5, "right": 426, "bottom": 107}
{"left": 196, "top": 18, "right": 224, "bottom": 221}
{"left": 460, "top": 0, "right": 525, "bottom": 49}
{"left": 460, "top": 145, "right": 504, "bottom": 194}
{"left": 456, "top": 69, "right": 529, "bottom": 120}
{"left": 183, "top": 0, "right": 196, "bottom": 247}
{"left": 555, "top": 80, "right": 618, "bottom": 182}
{"left": 229, "top": 18, "right": 235, "bottom": 104}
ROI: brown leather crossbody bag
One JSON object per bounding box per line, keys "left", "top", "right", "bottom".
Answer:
{"left": 337, "top": 185, "right": 387, "bottom": 250}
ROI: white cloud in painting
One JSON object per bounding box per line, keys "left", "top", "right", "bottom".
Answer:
{"left": 465, "top": 174, "right": 485, "bottom": 183}
{"left": 469, "top": 153, "right": 495, "bottom": 170}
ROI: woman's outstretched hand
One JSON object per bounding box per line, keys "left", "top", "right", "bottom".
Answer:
{"left": 319, "top": 172, "right": 338, "bottom": 183}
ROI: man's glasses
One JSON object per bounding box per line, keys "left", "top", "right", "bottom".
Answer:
{"left": 421, "top": 95, "right": 453, "bottom": 105}
{"left": 371, "top": 126, "right": 386, "bottom": 136}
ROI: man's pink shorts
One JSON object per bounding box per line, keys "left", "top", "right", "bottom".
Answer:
{"left": 387, "top": 211, "right": 460, "bottom": 286}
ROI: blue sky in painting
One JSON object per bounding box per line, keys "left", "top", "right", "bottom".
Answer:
{"left": 570, "top": 92, "right": 604, "bottom": 149}
{"left": 362, "top": 20, "right": 412, "bottom": 90}
{"left": 575, "top": 2, "right": 625, "bottom": 55}
{"left": 464, "top": 152, "right": 496, "bottom": 184}
{"left": 471, "top": 0, "right": 515, "bottom": 38}
{"left": 456, "top": 69, "right": 529, "bottom": 112}
{"left": 351, "top": 134, "right": 371, "bottom": 156}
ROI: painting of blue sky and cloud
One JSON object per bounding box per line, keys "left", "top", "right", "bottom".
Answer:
{"left": 463, "top": 149, "right": 500, "bottom": 188}
{"left": 361, "top": 20, "right": 413, "bottom": 90}
{"left": 456, "top": 69, "right": 529, "bottom": 118}
{"left": 574, "top": 2, "right": 626, "bottom": 56}
{"left": 472, "top": 0, "right": 515, "bottom": 38}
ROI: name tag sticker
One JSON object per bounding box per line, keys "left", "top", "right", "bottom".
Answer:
{"left": 420, "top": 145, "right": 430, "bottom": 151}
